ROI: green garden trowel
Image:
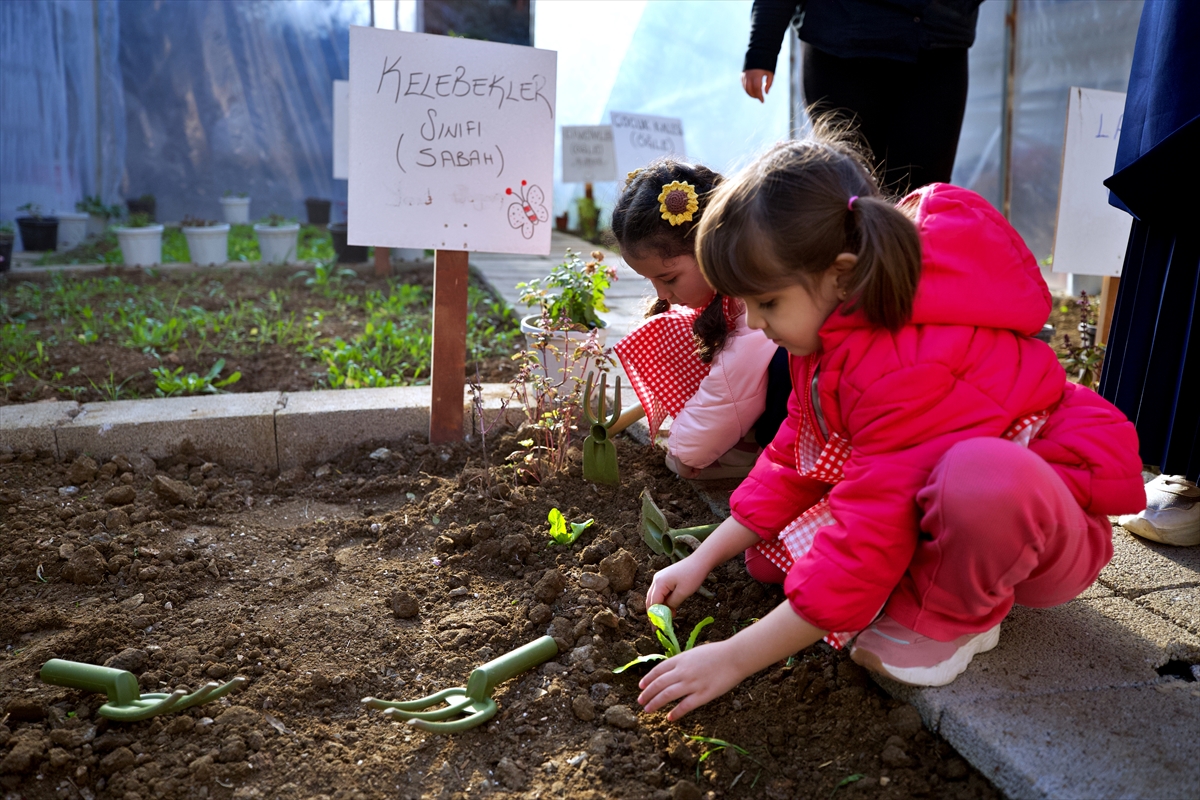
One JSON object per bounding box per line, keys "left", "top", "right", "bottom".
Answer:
{"left": 582, "top": 371, "right": 621, "bottom": 485}
{"left": 40, "top": 659, "right": 247, "bottom": 722}
{"left": 640, "top": 488, "right": 720, "bottom": 562}
{"left": 362, "top": 636, "right": 558, "bottom": 734}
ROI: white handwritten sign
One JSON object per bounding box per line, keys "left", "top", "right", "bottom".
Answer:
{"left": 610, "top": 111, "right": 686, "bottom": 177}
{"left": 1052, "top": 87, "right": 1132, "bottom": 278}
{"left": 347, "top": 26, "right": 557, "bottom": 254}
{"left": 562, "top": 125, "right": 616, "bottom": 183}
{"left": 333, "top": 80, "right": 349, "bottom": 180}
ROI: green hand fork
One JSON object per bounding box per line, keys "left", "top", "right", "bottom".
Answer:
{"left": 640, "top": 488, "right": 719, "bottom": 562}
{"left": 40, "top": 659, "right": 247, "bottom": 722}
{"left": 362, "top": 636, "right": 558, "bottom": 734}
{"left": 582, "top": 371, "right": 621, "bottom": 485}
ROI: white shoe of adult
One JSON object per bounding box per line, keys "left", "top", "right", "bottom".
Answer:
{"left": 1119, "top": 475, "right": 1200, "bottom": 547}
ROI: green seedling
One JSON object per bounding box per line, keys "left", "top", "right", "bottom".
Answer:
{"left": 687, "top": 735, "right": 765, "bottom": 782}
{"left": 831, "top": 774, "right": 866, "bottom": 798}
{"left": 363, "top": 636, "right": 558, "bottom": 734}
{"left": 547, "top": 507, "right": 594, "bottom": 545}
{"left": 640, "top": 489, "right": 719, "bottom": 562}
{"left": 613, "top": 604, "right": 714, "bottom": 673}
{"left": 581, "top": 371, "right": 621, "bottom": 485}
{"left": 40, "top": 659, "right": 246, "bottom": 722}
{"left": 151, "top": 358, "right": 241, "bottom": 396}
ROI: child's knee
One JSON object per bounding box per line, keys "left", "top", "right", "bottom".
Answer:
{"left": 921, "top": 438, "right": 1063, "bottom": 528}
{"left": 744, "top": 547, "right": 786, "bottom": 584}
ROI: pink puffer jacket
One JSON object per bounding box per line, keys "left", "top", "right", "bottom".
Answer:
{"left": 729, "top": 184, "right": 1145, "bottom": 634}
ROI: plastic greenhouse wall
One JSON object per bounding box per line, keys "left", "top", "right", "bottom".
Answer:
{"left": 2, "top": 0, "right": 1144, "bottom": 265}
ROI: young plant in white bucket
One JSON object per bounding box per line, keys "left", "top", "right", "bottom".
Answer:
{"left": 76, "top": 196, "right": 121, "bottom": 239}
{"left": 516, "top": 249, "right": 615, "bottom": 382}
{"left": 219, "top": 192, "right": 251, "bottom": 224}
{"left": 55, "top": 211, "right": 90, "bottom": 251}
{"left": 114, "top": 214, "right": 164, "bottom": 267}
{"left": 181, "top": 215, "right": 230, "bottom": 266}
{"left": 254, "top": 214, "right": 300, "bottom": 264}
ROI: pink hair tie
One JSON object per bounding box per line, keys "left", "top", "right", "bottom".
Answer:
{"left": 847, "top": 195, "right": 859, "bottom": 211}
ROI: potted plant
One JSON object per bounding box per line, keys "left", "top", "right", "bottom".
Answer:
{"left": 516, "top": 248, "right": 616, "bottom": 380}
{"left": 55, "top": 208, "right": 90, "bottom": 252}
{"left": 15, "top": 203, "right": 59, "bottom": 252}
{"left": 304, "top": 197, "right": 332, "bottom": 226}
{"left": 576, "top": 195, "right": 599, "bottom": 242}
{"left": 0, "top": 222, "right": 14, "bottom": 274}
{"left": 181, "top": 215, "right": 231, "bottom": 266}
{"left": 254, "top": 214, "right": 300, "bottom": 264}
{"left": 220, "top": 191, "right": 251, "bottom": 224}
{"left": 113, "top": 213, "right": 164, "bottom": 267}
{"left": 125, "top": 193, "right": 156, "bottom": 221}
{"left": 76, "top": 196, "right": 121, "bottom": 239}
{"left": 326, "top": 220, "right": 368, "bottom": 263}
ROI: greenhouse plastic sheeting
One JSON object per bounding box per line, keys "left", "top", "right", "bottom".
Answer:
{"left": 0, "top": 0, "right": 125, "bottom": 225}
{"left": 117, "top": 0, "right": 365, "bottom": 225}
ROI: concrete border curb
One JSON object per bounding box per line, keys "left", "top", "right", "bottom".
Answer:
{"left": 1, "top": 384, "right": 516, "bottom": 470}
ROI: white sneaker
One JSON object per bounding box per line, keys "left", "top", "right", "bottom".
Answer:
{"left": 1119, "top": 475, "right": 1200, "bottom": 547}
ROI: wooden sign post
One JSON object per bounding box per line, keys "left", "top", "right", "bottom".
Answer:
{"left": 347, "top": 27, "right": 557, "bottom": 443}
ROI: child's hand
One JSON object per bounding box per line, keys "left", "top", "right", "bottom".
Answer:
{"left": 638, "top": 641, "right": 743, "bottom": 720}
{"left": 646, "top": 557, "right": 709, "bottom": 610}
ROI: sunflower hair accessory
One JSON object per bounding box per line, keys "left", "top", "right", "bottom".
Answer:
{"left": 658, "top": 181, "right": 699, "bottom": 226}
{"left": 625, "top": 169, "right": 642, "bottom": 186}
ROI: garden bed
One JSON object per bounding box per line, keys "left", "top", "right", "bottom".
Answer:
{"left": 0, "top": 432, "right": 1001, "bottom": 799}
{"left": 1, "top": 262, "right": 521, "bottom": 406}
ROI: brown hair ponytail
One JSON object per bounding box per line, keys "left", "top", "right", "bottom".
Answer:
{"left": 696, "top": 119, "right": 922, "bottom": 331}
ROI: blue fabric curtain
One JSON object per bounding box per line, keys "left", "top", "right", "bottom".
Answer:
{"left": 1099, "top": 0, "right": 1200, "bottom": 481}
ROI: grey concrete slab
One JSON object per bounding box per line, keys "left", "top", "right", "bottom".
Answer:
{"left": 0, "top": 400, "right": 79, "bottom": 457}
{"left": 1099, "top": 527, "right": 1200, "bottom": 595}
{"left": 936, "top": 682, "right": 1200, "bottom": 800}
{"left": 883, "top": 597, "right": 1200, "bottom": 718}
{"left": 1138, "top": 586, "right": 1200, "bottom": 638}
{"left": 58, "top": 392, "right": 283, "bottom": 471}
{"left": 275, "top": 384, "right": 516, "bottom": 469}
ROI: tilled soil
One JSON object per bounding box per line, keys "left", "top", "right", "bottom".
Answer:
{"left": 0, "top": 433, "right": 1002, "bottom": 800}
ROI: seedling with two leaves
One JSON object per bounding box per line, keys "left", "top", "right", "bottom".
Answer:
{"left": 547, "top": 507, "right": 594, "bottom": 545}
{"left": 613, "top": 604, "right": 714, "bottom": 673}
{"left": 40, "top": 659, "right": 246, "bottom": 722}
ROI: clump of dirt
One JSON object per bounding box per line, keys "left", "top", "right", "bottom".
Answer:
{"left": 0, "top": 433, "right": 1000, "bottom": 799}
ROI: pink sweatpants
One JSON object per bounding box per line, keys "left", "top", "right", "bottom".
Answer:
{"left": 744, "top": 437, "right": 1113, "bottom": 641}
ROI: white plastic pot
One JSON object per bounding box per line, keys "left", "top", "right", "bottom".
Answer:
{"left": 114, "top": 224, "right": 164, "bottom": 267}
{"left": 55, "top": 212, "right": 90, "bottom": 251}
{"left": 254, "top": 223, "right": 300, "bottom": 264}
{"left": 219, "top": 196, "right": 251, "bottom": 224}
{"left": 86, "top": 214, "right": 109, "bottom": 239}
{"left": 520, "top": 314, "right": 608, "bottom": 385}
{"left": 183, "top": 223, "right": 231, "bottom": 266}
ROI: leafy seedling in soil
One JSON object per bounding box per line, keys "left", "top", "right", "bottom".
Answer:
{"left": 613, "top": 604, "right": 714, "bottom": 673}
{"left": 547, "top": 507, "right": 594, "bottom": 545}
{"left": 151, "top": 358, "right": 241, "bottom": 396}
{"left": 40, "top": 659, "right": 246, "bottom": 722}
{"left": 687, "top": 735, "right": 767, "bottom": 784}
{"left": 363, "top": 636, "right": 558, "bottom": 733}
{"left": 830, "top": 773, "right": 866, "bottom": 797}
{"left": 581, "top": 370, "right": 621, "bottom": 485}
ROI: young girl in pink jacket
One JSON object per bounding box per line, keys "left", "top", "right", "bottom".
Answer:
{"left": 638, "top": 133, "right": 1146, "bottom": 720}
{"left": 611, "top": 159, "right": 789, "bottom": 480}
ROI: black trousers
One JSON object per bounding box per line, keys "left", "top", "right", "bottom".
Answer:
{"left": 802, "top": 43, "right": 970, "bottom": 196}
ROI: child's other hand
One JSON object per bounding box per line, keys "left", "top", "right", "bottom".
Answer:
{"left": 638, "top": 642, "right": 742, "bottom": 721}
{"left": 646, "top": 557, "right": 709, "bottom": 610}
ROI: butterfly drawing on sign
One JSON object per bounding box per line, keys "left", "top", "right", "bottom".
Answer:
{"left": 506, "top": 180, "right": 548, "bottom": 239}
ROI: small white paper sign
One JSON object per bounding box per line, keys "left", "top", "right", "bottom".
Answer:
{"left": 562, "top": 125, "right": 616, "bottom": 183}
{"left": 1052, "top": 87, "right": 1132, "bottom": 277}
{"left": 347, "top": 26, "right": 557, "bottom": 254}
{"left": 333, "top": 80, "right": 349, "bottom": 180}
{"left": 610, "top": 111, "right": 686, "bottom": 177}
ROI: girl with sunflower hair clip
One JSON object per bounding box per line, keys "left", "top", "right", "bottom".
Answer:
{"left": 608, "top": 158, "right": 792, "bottom": 480}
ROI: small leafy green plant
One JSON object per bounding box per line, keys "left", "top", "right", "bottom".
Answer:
{"left": 151, "top": 358, "right": 241, "bottom": 396}
{"left": 613, "top": 604, "right": 714, "bottom": 673}
{"left": 546, "top": 507, "right": 594, "bottom": 545}
{"left": 222, "top": 190, "right": 248, "bottom": 198}
{"left": 125, "top": 213, "right": 154, "bottom": 229}
{"left": 76, "top": 196, "right": 122, "bottom": 218}
{"left": 517, "top": 249, "right": 615, "bottom": 331}
{"left": 17, "top": 203, "right": 45, "bottom": 219}
{"left": 181, "top": 215, "right": 219, "bottom": 228}
{"left": 259, "top": 214, "right": 294, "bottom": 227}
